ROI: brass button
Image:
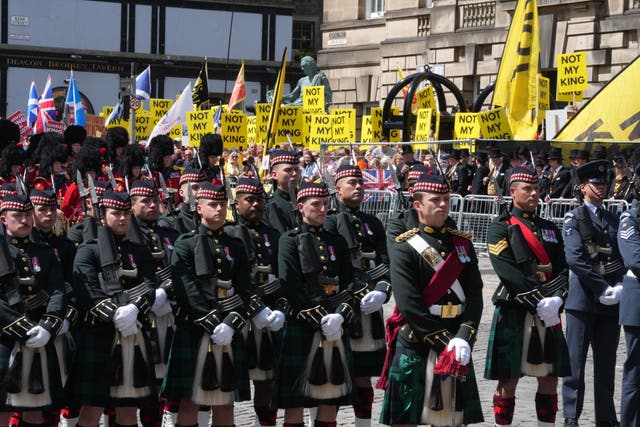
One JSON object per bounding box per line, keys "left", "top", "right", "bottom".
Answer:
{"left": 438, "top": 240, "right": 443, "bottom": 244}
{"left": 358, "top": 232, "right": 363, "bottom": 237}
{"left": 217, "top": 269, "right": 222, "bottom": 274}
{"left": 217, "top": 258, "right": 222, "bottom": 264}
{"left": 156, "top": 266, "right": 161, "bottom": 271}
{"left": 27, "top": 286, "right": 32, "bottom": 292}
{"left": 317, "top": 236, "right": 321, "bottom": 241}
{"left": 153, "top": 247, "right": 159, "bottom": 251}
{"left": 447, "top": 289, "right": 451, "bottom": 294}
{"left": 24, "top": 267, "right": 29, "bottom": 271}
{"left": 440, "top": 252, "right": 446, "bottom": 257}
{"left": 257, "top": 243, "right": 262, "bottom": 248}
{"left": 354, "top": 223, "right": 360, "bottom": 228}
{"left": 19, "top": 248, "right": 24, "bottom": 253}
{"left": 319, "top": 245, "right": 324, "bottom": 250}
{"left": 320, "top": 256, "right": 326, "bottom": 261}
{"left": 216, "top": 248, "right": 221, "bottom": 253}
{"left": 152, "top": 236, "right": 158, "bottom": 241}
{"left": 258, "top": 254, "right": 263, "bottom": 259}
{"left": 323, "top": 266, "right": 328, "bottom": 271}
{"left": 214, "top": 239, "right": 219, "bottom": 244}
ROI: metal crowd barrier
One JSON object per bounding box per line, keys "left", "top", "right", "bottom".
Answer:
{"left": 359, "top": 189, "right": 633, "bottom": 253}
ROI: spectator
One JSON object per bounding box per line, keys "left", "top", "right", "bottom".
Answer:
{"left": 182, "top": 148, "right": 197, "bottom": 169}
{"left": 226, "top": 150, "right": 241, "bottom": 183}
{"left": 301, "top": 151, "right": 321, "bottom": 182}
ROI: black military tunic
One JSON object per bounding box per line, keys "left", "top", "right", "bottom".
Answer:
{"left": 160, "top": 204, "right": 198, "bottom": 235}
{"left": 265, "top": 188, "right": 298, "bottom": 234}
{"left": 0, "top": 234, "right": 67, "bottom": 410}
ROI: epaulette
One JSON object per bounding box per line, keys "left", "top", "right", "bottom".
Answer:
{"left": 446, "top": 228, "right": 472, "bottom": 240}
{"left": 395, "top": 227, "right": 419, "bottom": 243}
{"left": 564, "top": 212, "right": 576, "bottom": 223}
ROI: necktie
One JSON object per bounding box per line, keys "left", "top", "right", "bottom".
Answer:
{"left": 596, "top": 207, "right": 604, "bottom": 220}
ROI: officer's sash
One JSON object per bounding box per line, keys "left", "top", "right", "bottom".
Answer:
{"left": 506, "top": 216, "right": 552, "bottom": 281}
{"left": 405, "top": 233, "right": 468, "bottom": 306}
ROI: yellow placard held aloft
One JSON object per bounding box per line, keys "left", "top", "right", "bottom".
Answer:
{"left": 134, "top": 111, "right": 153, "bottom": 142}
{"left": 370, "top": 107, "right": 383, "bottom": 142}
{"left": 389, "top": 129, "right": 401, "bottom": 142}
{"left": 106, "top": 118, "right": 129, "bottom": 130}
{"left": 169, "top": 125, "right": 182, "bottom": 140}
{"left": 415, "top": 86, "right": 437, "bottom": 112}
{"left": 276, "top": 106, "right": 303, "bottom": 144}
{"left": 479, "top": 107, "right": 513, "bottom": 139}
{"left": 221, "top": 113, "right": 247, "bottom": 150}
{"left": 303, "top": 86, "right": 325, "bottom": 113}
{"left": 186, "top": 110, "right": 214, "bottom": 147}
{"left": 247, "top": 116, "right": 257, "bottom": 144}
{"left": 537, "top": 75, "right": 550, "bottom": 119}
{"left": 331, "top": 108, "right": 356, "bottom": 140}
{"left": 306, "top": 114, "right": 332, "bottom": 151}
{"left": 255, "top": 103, "right": 271, "bottom": 143}
{"left": 414, "top": 108, "right": 433, "bottom": 141}
{"left": 102, "top": 106, "right": 114, "bottom": 118}
{"left": 361, "top": 115, "right": 373, "bottom": 143}
{"left": 557, "top": 52, "right": 588, "bottom": 93}
{"left": 556, "top": 87, "right": 584, "bottom": 103}
{"left": 150, "top": 98, "right": 173, "bottom": 122}
{"left": 454, "top": 113, "right": 480, "bottom": 139}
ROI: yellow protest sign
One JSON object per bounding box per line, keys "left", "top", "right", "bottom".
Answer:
{"left": 454, "top": 113, "right": 480, "bottom": 139}
{"left": 415, "top": 86, "right": 437, "bottom": 111}
{"left": 303, "top": 86, "right": 325, "bottom": 113}
{"left": 555, "top": 55, "right": 640, "bottom": 141}
{"left": 222, "top": 113, "right": 247, "bottom": 149}
{"left": 389, "top": 129, "right": 401, "bottom": 142}
{"left": 255, "top": 103, "right": 271, "bottom": 143}
{"left": 537, "top": 75, "right": 550, "bottom": 118}
{"left": 361, "top": 115, "right": 373, "bottom": 142}
{"left": 414, "top": 108, "right": 433, "bottom": 148}
{"left": 169, "top": 125, "right": 182, "bottom": 140}
{"left": 370, "top": 108, "right": 383, "bottom": 142}
{"left": 134, "top": 111, "right": 153, "bottom": 141}
{"left": 150, "top": 98, "right": 173, "bottom": 122}
{"left": 557, "top": 52, "right": 588, "bottom": 93}
{"left": 102, "top": 106, "right": 114, "bottom": 118}
{"left": 247, "top": 116, "right": 257, "bottom": 144}
{"left": 276, "top": 106, "right": 303, "bottom": 144}
{"left": 555, "top": 87, "right": 584, "bottom": 102}
{"left": 187, "top": 110, "right": 214, "bottom": 147}
{"left": 331, "top": 108, "right": 356, "bottom": 141}
{"left": 106, "top": 118, "right": 129, "bottom": 130}
{"left": 478, "top": 107, "right": 513, "bottom": 139}
{"left": 305, "top": 114, "right": 332, "bottom": 151}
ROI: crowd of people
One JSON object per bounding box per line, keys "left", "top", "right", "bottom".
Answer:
{"left": 0, "top": 114, "right": 639, "bottom": 427}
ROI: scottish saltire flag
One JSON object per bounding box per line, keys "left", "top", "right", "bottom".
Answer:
{"left": 27, "top": 81, "right": 38, "bottom": 126}
{"left": 136, "top": 66, "right": 151, "bottom": 100}
{"left": 34, "top": 74, "right": 56, "bottom": 133}
{"left": 104, "top": 101, "right": 122, "bottom": 127}
{"left": 65, "top": 70, "right": 86, "bottom": 126}
{"left": 362, "top": 169, "right": 396, "bottom": 202}
{"left": 213, "top": 101, "right": 222, "bottom": 131}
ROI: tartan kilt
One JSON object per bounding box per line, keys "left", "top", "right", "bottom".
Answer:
{"left": 161, "top": 320, "right": 250, "bottom": 402}
{"left": 484, "top": 305, "right": 571, "bottom": 380}
{"left": 0, "top": 335, "right": 65, "bottom": 411}
{"left": 273, "top": 319, "right": 353, "bottom": 409}
{"left": 66, "top": 322, "right": 158, "bottom": 408}
{"left": 380, "top": 340, "right": 483, "bottom": 426}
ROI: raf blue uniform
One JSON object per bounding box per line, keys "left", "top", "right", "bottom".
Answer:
{"left": 562, "top": 162, "right": 625, "bottom": 427}
{"left": 617, "top": 208, "right": 640, "bottom": 427}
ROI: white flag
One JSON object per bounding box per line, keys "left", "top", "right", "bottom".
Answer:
{"left": 148, "top": 82, "right": 193, "bottom": 140}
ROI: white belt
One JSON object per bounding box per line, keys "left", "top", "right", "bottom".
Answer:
{"left": 428, "top": 303, "right": 465, "bottom": 318}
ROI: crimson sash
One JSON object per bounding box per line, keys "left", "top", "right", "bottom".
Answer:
{"left": 506, "top": 215, "right": 552, "bottom": 281}
{"left": 376, "top": 235, "right": 470, "bottom": 390}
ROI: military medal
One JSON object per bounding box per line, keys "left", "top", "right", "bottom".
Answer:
{"left": 31, "top": 256, "right": 41, "bottom": 272}
{"left": 163, "top": 237, "right": 173, "bottom": 250}
{"left": 364, "top": 223, "right": 373, "bottom": 236}
{"left": 542, "top": 229, "right": 558, "bottom": 243}
{"left": 328, "top": 245, "right": 336, "bottom": 261}
{"left": 455, "top": 245, "right": 471, "bottom": 263}
{"left": 263, "top": 234, "right": 271, "bottom": 247}
{"left": 224, "top": 246, "right": 233, "bottom": 261}
{"left": 128, "top": 253, "right": 137, "bottom": 268}
{"left": 53, "top": 248, "right": 60, "bottom": 260}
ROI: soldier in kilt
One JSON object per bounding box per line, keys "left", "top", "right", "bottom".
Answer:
{"left": 485, "top": 167, "right": 571, "bottom": 427}
{"left": 162, "top": 182, "right": 265, "bottom": 427}
{"left": 159, "top": 169, "right": 206, "bottom": 235}
{"left": 378, "top": 174, "right": 484, "bottom": 427}
{"left": 324, "top": 165, "right": 391, "bottom": 427}
{"left": 128, "top": 180, "right": 179, "bottom": 427}
{"left": 223, "top": 177, "right": 287, "bottom": 427}
{"left": 265, "top": 150, "right": 301, "bottom": 234}
{"left": 68, "top": 190, "right": 158, "bottom": 427}
{"left": 66, "top": 180, "right": 112, "bottom": 246}
{"left": 0, "top": 193, "right": 67, "bottom": 427}
{"left": 29, "top": 188, "right": 79, "bottom": 427}
{"left": 274, "top": 181, "right": 355, "bottom": 427}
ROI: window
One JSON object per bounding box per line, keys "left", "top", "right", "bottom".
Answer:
{"left": 292, "top": 21, "right": 315, "bottom": 53}
{"left": 367, "top": 0, "right": 385, "bottom": 18}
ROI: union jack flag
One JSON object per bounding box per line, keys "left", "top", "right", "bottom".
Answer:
{"left": 34, "top": 74, "right": 56, "bottom": 133}
{"left": 362, "top": 169, "right": 396, "bottom": 202}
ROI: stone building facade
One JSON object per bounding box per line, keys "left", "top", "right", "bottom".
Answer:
{"left": 318, "top": 0, "right": 640, "bottom": 120}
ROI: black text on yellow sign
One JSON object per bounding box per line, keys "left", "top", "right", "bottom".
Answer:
{"left": 557, "top": 52, "right": 588, "bottom": 93}
{"left": 187, "top": 110, "right": 214, "bottom": 147}
{"left": 222, "top": 113, "right": 247, "bottom": 149}
{"left": 277, "top": 106, "right": 303, "bottom": 142}
{"left": 479, "top": 107, "right": 513, "bottom": 139}
{"left": 454, "top": 113, "right": 480, "bottom": 139}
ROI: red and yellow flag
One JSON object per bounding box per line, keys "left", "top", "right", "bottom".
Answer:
{"left": 227, "top": 60, "right": 246, "bottom": 113}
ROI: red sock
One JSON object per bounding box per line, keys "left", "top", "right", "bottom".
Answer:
{"left": 9, "top": 411, "right": 22, "bottom": 427}
{"left": 535, "top": 393, "right": 558, "bottom": 423}
{"left": 61, "top": 407, "right": 80, "bottom": 419}
{"left": 493, "top": 395, "right": 515, "bottom": 425}
{"left": 354, "top": 386, "right": 374, "bottom": 419}
{"left": 254, "top": 406, "right": 277, "bottom": 426}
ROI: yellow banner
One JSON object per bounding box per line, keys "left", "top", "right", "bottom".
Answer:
{"left": 557, "top": 52, "right": 588, "bottom": 93}
{"left": 303, "top": 86, "right": 325, "bottom": 113}
{"left": 186, "top": 110, "right": 214, "bottom": 147}
{"left": 276, "top": 106, "right": 303, "bottom": 144}
{"left": 222, "top": 113, "right": 247, "bottom": 149}
{"left": 492, "top": 0, "right": 539, "bottom": 139}
{"left": 454, "top": 113, "right": 480, "bottom": 139}
{"left": 537, "top": 75, "right": 550, "bottom": 118}
{"left": 415, "top": 86, "right": 437, "bottom": 111}
{"left": 555, "top": 56, "right": 640, "bottom": 141}
{"left": 479, "top": 107, "right": 513, "bottom": 139}
{"left": 361, "top": 115, "right": 373, "bottom": 143}
{"left": 150, "top": 98, "right": 173, "bottom": 122}
{"left": 247, "top": 116, "right": 257, "bottom": 144}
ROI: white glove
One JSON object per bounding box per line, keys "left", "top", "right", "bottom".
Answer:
{"left": 267, "top": 310, "right": 285, "bottom": 332}
{"left": 360, "top": 290, "right": 387, "bottom": 315}
{"left": 26, "top": 326, "right": 52, "bottom": 348}
{"left": 446, "top": 337, "right": 471, "bottom": 366}
{"left": 152, "top": 300, "right": 173, "bottom": 317}
{"left": 536, "top": 296, "right": 563, "bottom": 319}
{"left": 539, "top": 313, "right": 561, "bottom": 328}
{"left": 252, "top": 307, "right": 273, "bottom": 330}
{"left": 113, "top": 304, "right": 139, "bottom": 332}
{"left": 152, "top": 288, "right": 168, "bottom": 311}
{"left": 120, "top": 322, "right": 139, "bottom": 337}
{"left": 57, "top": 319, "right": 70, "bottom": 336}
{"left": 211, "top": 323, "right": 234, "bottom": 346}
{"left": 321, "top": 313, "right": 344, "bottom": 341}
{"left": 599, "top": 284, "right": 623, "bottom": 305}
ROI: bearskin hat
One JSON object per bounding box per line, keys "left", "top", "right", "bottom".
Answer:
{"left": 38, "top": 134, "right": 68, "bottom": 177}
{"left": 105, "top": 126, "right": 129, "bottom": 159}
{"left": 0, "top": 144, "right": 25, "bottom": 179}
{"left": 73, "top": 143, "right": 102, "bottom": 176}
{"left": 119, "top": 143, "right": 146, "bottom": 179}
{"left": 198, "top": 133, "right": 223, "bottom": 167}
{"left": 0, "top": 120, "right": 20, "bottom": 153}
{"left": 147, "top": 135, "right": 174, "bottom": 172}
{"left": 83, "top": 136, "right": 110, "bottom": 163}
{"left": 63, "top": 125, "right": 87, "bottom": 155}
